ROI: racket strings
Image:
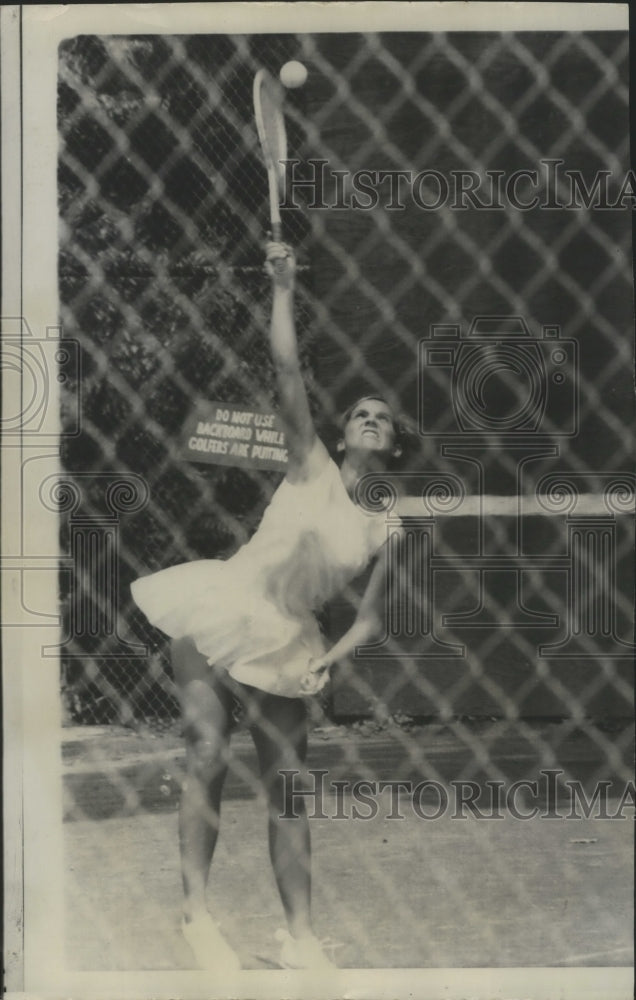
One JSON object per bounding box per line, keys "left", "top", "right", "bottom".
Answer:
{"left": 256, "top": 76, "right": 287, "bottom": 184}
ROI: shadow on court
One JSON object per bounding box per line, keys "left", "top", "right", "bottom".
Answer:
{"left": 63, "top": 722, "right": 633, "bottom": 971}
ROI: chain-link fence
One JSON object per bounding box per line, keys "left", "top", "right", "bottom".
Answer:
{"left": 58, "top": 29, "right": 633, "bottom": 719}
{"left": 57, "top": 29, "right": 634, "bottom": 970}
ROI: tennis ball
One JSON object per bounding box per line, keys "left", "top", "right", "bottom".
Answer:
{"left": 279, "top": 61, "right": 308, "bottom": 89}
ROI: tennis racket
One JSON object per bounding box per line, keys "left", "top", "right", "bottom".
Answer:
{"left": 253, "top": 69, "right": 288, "bottom": 269}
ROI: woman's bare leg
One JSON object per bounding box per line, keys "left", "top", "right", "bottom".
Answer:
{"left": 172, "top": 637, "right": 234, "bottom": 921}
{"left": 246, "top": 689, "right": 313, "bottom": 939}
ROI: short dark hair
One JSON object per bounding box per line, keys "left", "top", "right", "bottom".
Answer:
{"left": 340, "top": 395, "right": 397, "bottom": 430}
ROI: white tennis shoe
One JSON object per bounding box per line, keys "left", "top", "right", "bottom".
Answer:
{"left": 182, "top": 913, "right": 241, "bottom": 973}
{"left": 275, "top": 927, "right": 339, "bottom": 969}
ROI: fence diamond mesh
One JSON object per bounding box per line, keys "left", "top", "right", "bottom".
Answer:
{"left": 56, "top": 28, "right": 634, "bottom": 971}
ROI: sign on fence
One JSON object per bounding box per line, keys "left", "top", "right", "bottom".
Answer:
{"left": 182, "top": 401, "right": 288, "bottom": 470}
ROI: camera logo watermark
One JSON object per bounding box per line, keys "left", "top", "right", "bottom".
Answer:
{"left": 418, "top": 316, "right": 577, "bottom": 439}
{"left": 348, "top": 313, "right": 634, "bottom": 662}
{"left": 1, "top": 317, "right": 80, "bottom": 438}
{"left": 2, "top": 316, "right": 150, "bottom": 656}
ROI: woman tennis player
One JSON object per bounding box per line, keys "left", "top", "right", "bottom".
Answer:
{"left": 131, "top": 242, "right": 405, "bottom": 971}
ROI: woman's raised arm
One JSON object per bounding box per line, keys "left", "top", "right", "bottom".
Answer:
{"left": 266, "top": 242, "right": 328, "bottom": 482}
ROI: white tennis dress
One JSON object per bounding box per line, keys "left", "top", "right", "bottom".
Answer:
{"left": 131, "top": 445, "right": 389, "bottom": 697}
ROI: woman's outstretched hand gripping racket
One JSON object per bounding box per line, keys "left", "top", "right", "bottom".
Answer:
{"left": 253, "top": 69, "right": 287, "bottom": 269}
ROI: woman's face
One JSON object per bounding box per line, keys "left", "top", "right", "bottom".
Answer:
{"left": 341, "top": 397, "right": 399, "bottom": 459}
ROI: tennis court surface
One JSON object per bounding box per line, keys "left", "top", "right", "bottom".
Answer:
{"left": 63, "top": 720, "right": 633, "bottom": 971}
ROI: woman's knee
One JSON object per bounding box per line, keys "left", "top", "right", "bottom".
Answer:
{"left": 179, "top": 674, "right": 234, "bottom": 783}
{"left": 183, "top": 717, "right": 230, "bottom": 787}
